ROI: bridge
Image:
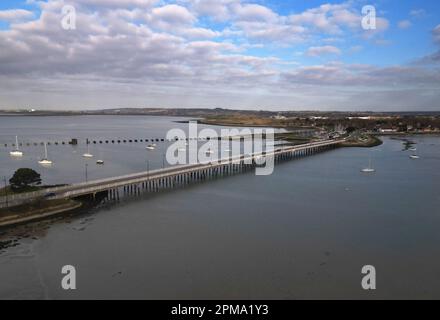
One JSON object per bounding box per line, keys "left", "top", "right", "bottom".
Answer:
{"left": 0, "top": 139, "right": 345, "bottom": 209}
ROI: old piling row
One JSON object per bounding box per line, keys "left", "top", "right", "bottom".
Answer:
{"left": 2, "top": 135, "right": 257, "bottom": 148}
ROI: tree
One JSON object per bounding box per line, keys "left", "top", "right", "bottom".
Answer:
{"left": 346, "top": 126, "right": 357, "bottom": 134}
{"left": 9, "top": 168, "right": 42, "bottom": 191}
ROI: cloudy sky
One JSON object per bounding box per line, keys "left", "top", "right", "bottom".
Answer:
{"left": 0, "top": 0, "right": 439, "bottom": 111}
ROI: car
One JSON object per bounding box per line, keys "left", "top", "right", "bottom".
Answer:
{"left": 44, "top": 192, "right": 57, "bottom": 198}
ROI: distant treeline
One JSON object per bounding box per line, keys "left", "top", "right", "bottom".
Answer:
{"left": 1, "top": 108, "right": 440, "bottom": 119}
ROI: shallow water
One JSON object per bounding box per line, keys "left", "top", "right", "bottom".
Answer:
{"left": 1, "top": 116, "right": 440, "bottom": 299}
{"left": 0, "top": 115, "right": 277, "bottom": 185}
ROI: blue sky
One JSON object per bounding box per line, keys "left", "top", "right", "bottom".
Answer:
{"left": 0, "top": 0, "right": 439, "bottom": 110}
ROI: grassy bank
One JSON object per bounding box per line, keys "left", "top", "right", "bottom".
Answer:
{"left": 0, "top": 186, "right": 41, "bottom": 197}
{"left": 199, "top": 115, "right": 385, "bottom": 148}
{"left": 0, "top": 198, "right": 82, "bottom": 228}
{"left": 0, "top": 184, "right": 67, "bottom": 197}
{"left": 341, "top": 135, "right": 383, "bottom": 148}
{"left": 275, "top": 132, "right": 311, "bottom": 144}
{"left": 199, "top": 115, "right": 313, "bottom": 129}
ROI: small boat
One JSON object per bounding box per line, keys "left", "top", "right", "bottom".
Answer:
{"left": 361, "top": 157, "right": 375, "bottom": 173}
{"left": 409, "top": 147, "right": 417, "bottom": 152}
{"left": 146, "top": 144, "right": 156, "bottom": 150}
{"left": 9, "top": 136, "right": 23, "bottom": 157}
{"left": 38, "top": 143, "right": 53, "bottom": 166}
{"left": 410, "top": 155, "right": 420, "bottom": 159}
{"left": 96, "top": 160, "right": 104, "bottom": 165}
{"left": 82, "top": 143, "right": 93, "bottom": 158}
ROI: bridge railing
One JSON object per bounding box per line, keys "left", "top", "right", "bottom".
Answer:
{"left": 55, "top": 138, "right": 345, "bottom": 198}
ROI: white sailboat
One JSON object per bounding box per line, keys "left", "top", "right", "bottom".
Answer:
{"left": 38, "top": 143, "right": 53, "bottom": 166}
{"left": 361, "top": 157, "right": 376, "bottom": 173}
{"left": 96, "top": 147, "right": 104, "bottom": 165}
{"left": 82, "top": 142, "right": 94, "bottom": 158}
{"left": 9, "top": 136, "right": 23, "bottom": 157}
{"left": 409, "top": 147, "right": 420, "bottom": 159}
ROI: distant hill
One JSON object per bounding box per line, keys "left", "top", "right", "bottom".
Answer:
{"left": 1, "top": 108, "right": 439, "bottom": 118}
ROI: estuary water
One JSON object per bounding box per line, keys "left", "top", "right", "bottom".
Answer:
{"left": 0, "top": 116, "right": 440, "bottom": 299}
{"left": 0, "top": 115, "right": 274, "bottom": 185}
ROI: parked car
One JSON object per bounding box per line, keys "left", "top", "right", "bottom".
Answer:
{"left": 44, "top": 192, "right": 57, "bottom": 198}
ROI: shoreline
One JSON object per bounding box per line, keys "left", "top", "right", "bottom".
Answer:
{"left": 341, "top": 135, "right": 383, "bottom": 148}
{"left": 370, "top": 132, "right": 440, "bottom": 136}
{"left": 0, "top": 128, "right": 433, "bottom": 228}
{"left": 0, "top": 200, "right": 83, "bottom": 229}
{"left": 195, "top": 119, "right": 296, "bottom": 129}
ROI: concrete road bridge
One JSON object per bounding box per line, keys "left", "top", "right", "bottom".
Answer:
{"left": 0, "top": 139, "right": 345, "bottom": 209}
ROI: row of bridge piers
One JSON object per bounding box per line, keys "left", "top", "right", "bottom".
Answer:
{"left": 100, "top": 142, "right": 338, "bottom": 203}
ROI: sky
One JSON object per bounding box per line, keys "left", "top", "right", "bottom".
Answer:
{"left": 0, "top": 0, "right": 439, "bottom": 111}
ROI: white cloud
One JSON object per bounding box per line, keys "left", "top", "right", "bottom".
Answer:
{"left": 136, "top": 4, "right": 199, "bottom": 31}
{"left": 0, "top": 9, "right": 34, "bottom": 22}
{"left": 0, "top": 0, "right": 437, "bottom": 110}
{"left": 74, "top": 0, "right": 158, "bottom": 8}
{"left": 398, "top": 20, "right": 412, "bottom": 29}
{"left": 188, "top": 0, "right": 240, "bottom": 21}
{"left": 433, "top": 25, "right": 440, "bottom": 44}
{"left": 178, "top": 27, "right": 220, "bottom": 39}
{"left": 281, "top": 62, "right": 440, "bottom": 88}
{"left": 187, "top": 0, "right": 389, "bottom": 44}
{"left": 234, "top": 3, "right": 278, "bottom": 22}
{"left": 290, "top": 3, "right": 359, "bottom": 34}
{"left": 410, "top": 9, "right": 426, "bottom": 19}
{"left": 349, "top": 45, "right": 363, "bottom": 53}
{"left": 306, "top": 45, "right": 341, "bottom": 57}
{"left": 0, "top": 1, "right": 272, "bottom": 85}
{"left": 151, "top": 4, "right": 195, "bottom": 25}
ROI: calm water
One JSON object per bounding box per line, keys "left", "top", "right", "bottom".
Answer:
{"left": 0, "top": 115, "right": 279, "bottom": 185}
{"left": 0, "top": 116, "right": 440, "bottom": 299}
